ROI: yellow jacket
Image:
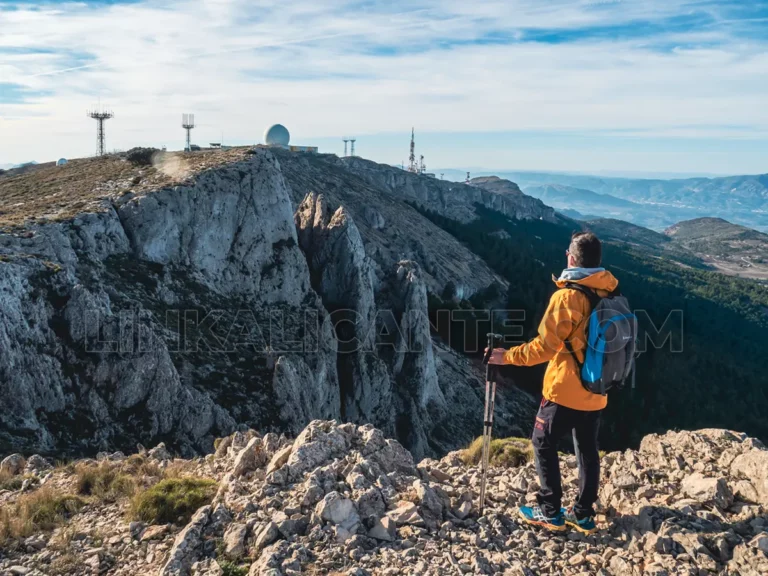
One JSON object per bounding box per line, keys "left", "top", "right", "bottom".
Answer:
{"left": 504, "top": 270, "right": 619, "bottom": 411}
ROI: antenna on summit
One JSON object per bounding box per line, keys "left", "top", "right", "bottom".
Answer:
{"left": 408, "top": 128, "right": 417, "bottom": 173}
{"left": 343, "top": 138, "right": 349, "bottom": 157}
{"left": 87, "top": 106, "right": 114, "bottom": 156}
{"left": 182, "top": 113, "right": 196, "bottom": 152}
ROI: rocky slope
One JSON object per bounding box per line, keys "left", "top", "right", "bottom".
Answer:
{"left": 0, "top": 148, "right": 536, "bottom": 460}
{"left": 663, "top": 218, "right": 768, "bottom": 280}
{"left": 1, "top": 421, "right": 767, "bottom": 575}
{"left": 272, "top": 150, "right": 522, "bottom": 298}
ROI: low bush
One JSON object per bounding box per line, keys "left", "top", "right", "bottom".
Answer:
{"left": 130, "top": 477, "right": 216, "bottom": 525}
{"left": 461, "top": 437, "right": 534, "bottom": 468}
{"left": 220, "top": 561, "right": 249, "bottom": 576}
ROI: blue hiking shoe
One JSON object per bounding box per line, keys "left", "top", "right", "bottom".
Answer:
{"left": 562, "top": 507, "right": 598, "bottom": 534}
{"left": 518, "top": 506, "right": 566, "bottom": 532}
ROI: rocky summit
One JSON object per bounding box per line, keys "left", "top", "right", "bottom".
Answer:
{"left": 1, "top": 421, "right": 768, "bottom": 575}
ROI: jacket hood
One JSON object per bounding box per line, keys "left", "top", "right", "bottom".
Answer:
{"left": 552, "top": 268, "right": 619, "bottom": 292}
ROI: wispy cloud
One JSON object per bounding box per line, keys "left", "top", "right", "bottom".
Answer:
{"left": 0, "top": 0, "right": 766, "bottom": 173}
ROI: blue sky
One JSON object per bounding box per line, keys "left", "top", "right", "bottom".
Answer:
{"left": 1, "top": 0, "right": 767, "bottom": 175}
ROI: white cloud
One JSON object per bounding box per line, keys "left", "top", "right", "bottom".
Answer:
{"left": 0, "top": 0, "right": 766, "bottom": 173}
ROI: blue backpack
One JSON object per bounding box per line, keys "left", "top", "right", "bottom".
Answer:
{"left": 562, "top": 283, "right": 638, "bottom": 395}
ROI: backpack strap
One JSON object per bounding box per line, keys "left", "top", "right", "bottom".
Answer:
{"left": 559, "top": 283, "right": 602, "bottom": 390}
{"left": 563, "top": 282, "right": 601, "bottom": 309}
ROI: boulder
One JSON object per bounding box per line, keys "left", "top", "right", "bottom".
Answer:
{"left": 386, "top": 501, "right": 425, "bottom": 526}
{"left": 266, "top": 445, "right": 292, "bottom": 475}
{"left": 159, "top": 505, "right": 211, "bottom": 576}
{"left": 223, "top": 522, "right": 248, "bottom": 559}
{"left": 681, "top": 472, "right": 733, "bottom": 509}
{"left": 731, "top": 449, "right": 768, "bottom": 505}
{"left": 368, "top": 516, "right": 396, "bottom": 541}
{"left": 0, "top": 454, "right": 25, "bottom": 476}
{"left": 252, "top": 522, "right": 279, "bottom": 553}
{"left": 148, "top": 443, "right": 172, "bottom": 461}
{"left": 24, "top": 454, "right": 51, "bottom": 473}
{"left": 233, "top": 437, "right": 267, "bottom": 477}
{"left": 315, "top": 491, "right": 360, "bottom": 541}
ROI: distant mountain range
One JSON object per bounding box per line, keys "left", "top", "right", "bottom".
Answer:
{"left": 444, "top": 169, "right": 768, "bottom": 232}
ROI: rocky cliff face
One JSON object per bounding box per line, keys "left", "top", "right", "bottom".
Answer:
{"left": 0, "top": 148, "right": 534, "bottom": 460}
{"left": 342, "top": 158, "right": 561, "bottom": 225}
{"left": 468, "top": 175, "right": 567, "bottom": 223}
{"left": 272, "top": 150, "right": 509, "bottom": 299}
{"left": 0, "top": 150, "right": 339, "bottom": 456}
{"left": 1, "top": 422, "right": 767, "bottom": 575}
{"left": 291, "top": 190, "right": 529, "bottom": 460}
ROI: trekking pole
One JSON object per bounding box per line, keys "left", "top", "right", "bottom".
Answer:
{"left": 479, "top": 332, "right": 503, "bottom": 516}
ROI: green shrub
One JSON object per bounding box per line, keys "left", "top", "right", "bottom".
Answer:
{"left": 461, "top": 437, "right": 534, "bottom": 468}
{"left": 220, "top": 560, "right": 249, "bottom": 576}
{"left": 130, "top": 477, "right": 216, "bottom": 525}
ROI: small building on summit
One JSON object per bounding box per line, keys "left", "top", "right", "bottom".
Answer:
{"left": 263, "top": 123, "right": 318, "bottom": 153}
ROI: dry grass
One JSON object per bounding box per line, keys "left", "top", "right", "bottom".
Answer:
{"left": 461, "top": 437, "right": 534, "bottom": 468}
{"left": 48, "top": 552, "right": 85, "bottom": 575}
{"left": 0, "top": 487, "right": 84, "bottom": 543}
{"left": 74, "top": 462, "right": 137, "bottom": 502}
{"left": 121, "top": 454, "right": 164, "bottom": 479}
{"left": 0, "top": 147, "right": 253, "bottom": 229}
{"left": 0, "top": 468, "right": 24, "bottom": 491}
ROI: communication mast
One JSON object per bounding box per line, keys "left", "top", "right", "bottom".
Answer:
{"left": 182, "top": 113, "right": 196, "bottom": 151}
{"left": 343, "top": 138, "right": 349, "bottom": 157}
{"left": 408, "top": 128, "right": 417, "bottom": 173}
{"left": 419, "top": 155, "right": 425, "bottom": 174}
{"left": 465, "top": 171, "right": 471, "bottom": 184}
{"left": 87, "top": 107, "right": 114, "bottom": 156}
{"left": 349, "top": 138, "right": 356, "bottom": 157}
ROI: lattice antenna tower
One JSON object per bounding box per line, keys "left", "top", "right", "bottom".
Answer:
{"left": 465, "top": 171, "right": 471, "bottom": 184}
{"left": 182, "top": 113, "right": 196, "bottom": 151}
{"left": 408, "top": 127, "right": 417, "bottom": 172}
{"left": 343, "top": 138, "right": 349, "bottom": 157}
{"left": 349, "top": 138, "right": 356, "bottom": 157}
{"left": 87, "top": 106, "right": 114, "bottom": 156}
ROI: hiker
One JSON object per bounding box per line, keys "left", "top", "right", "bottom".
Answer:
{"left": 486, "top": 231, "right": 619, "bottom": 534}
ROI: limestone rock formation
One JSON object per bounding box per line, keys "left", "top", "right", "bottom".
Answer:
{"left": 0, "top": 149, "right": 339, "bottom": 456}
{"left": 274, "top": 149, "right": 508, "bottom": 298}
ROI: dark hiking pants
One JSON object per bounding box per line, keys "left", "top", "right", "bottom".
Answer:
{"left": 532, "top": 399, "right": 601, "bottom": 519}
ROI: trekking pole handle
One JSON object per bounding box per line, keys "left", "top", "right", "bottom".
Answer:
{"left": 482, "top": 333, "right": 503, "bottom": 364}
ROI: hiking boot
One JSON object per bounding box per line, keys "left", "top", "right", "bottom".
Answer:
{"left": 518, "top": 506, "right": 566, "bottom": 532}
{"left": 562, "top": 507, "right": 598, "bottom": 534}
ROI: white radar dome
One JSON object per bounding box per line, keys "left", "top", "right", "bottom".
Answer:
{"left": 264, "top": 124, "right": 290, "bottom": 146}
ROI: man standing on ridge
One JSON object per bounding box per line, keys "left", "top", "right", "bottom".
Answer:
{"left": 487, "top": 231, "right": 616, "bottom": 534}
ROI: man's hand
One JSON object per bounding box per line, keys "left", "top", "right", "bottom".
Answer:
{"left": 484, "top": 347, "right": 508, "bottom": 365}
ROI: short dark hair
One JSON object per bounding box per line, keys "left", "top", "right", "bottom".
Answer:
{"left": 569, "top": 232, "right": 602, "bottom": 268}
